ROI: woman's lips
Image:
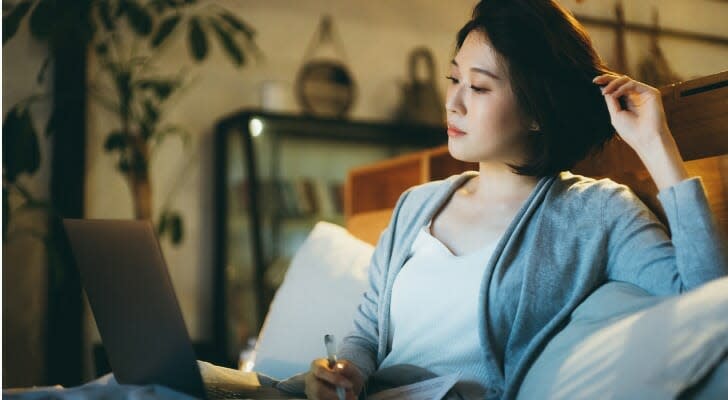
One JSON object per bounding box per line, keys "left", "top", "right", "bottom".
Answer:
{"left": 447, "top": 125, "right": 466, "bottom": 137}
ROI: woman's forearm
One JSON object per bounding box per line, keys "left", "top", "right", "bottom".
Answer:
{"left": 634, "top": 128, "right": 690, "bottom": 191}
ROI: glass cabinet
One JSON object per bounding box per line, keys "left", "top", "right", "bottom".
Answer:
{"left": 213, "top": 110, "right": 445, "bottom": 364}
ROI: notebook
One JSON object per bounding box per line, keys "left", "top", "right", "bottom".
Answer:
{"left": 63, "top": 218, "right": 297, "bottom": 399}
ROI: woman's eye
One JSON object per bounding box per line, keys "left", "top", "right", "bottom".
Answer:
{"left": 446, "top": 76, "right": 488, "bottom": 93}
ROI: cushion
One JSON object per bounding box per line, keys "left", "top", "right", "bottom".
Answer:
{"left": 518, "top": 277, "right": 728, "bottom": 399}
{"left": 250, "top": 221, "right": 375, "bottom": 379}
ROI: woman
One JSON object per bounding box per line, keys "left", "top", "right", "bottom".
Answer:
{"left": 304, "top": 1, "right": 727, "bottom": 399}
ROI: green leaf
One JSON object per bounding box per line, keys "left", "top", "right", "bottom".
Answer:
{"left": 169, "top": 212, "right": 183, "bottom": 244}
{"left": 124, "top": 0, "right": 152, "bottom": 36}
{"left": 140, "top": 100, "right": 159, "bottom": 140}
{"left": 36, "top": 56, "right": 50, "bottom": 84}
{"left": 132, "top": 153, "right": 147, "bottom": 173}
{"left": 144, "top": 100, "right": 159, "bottom": 122}
{"left": 156, "top": 210, "right": 183, "bottom": 244}
{"left": 114, "top": 0, "right": 125, "bottom": 17}
{"left": 151, "top": 14, "right": 180, "bottom": 47}
{"left": 28, "top": 0, "right": 57, "bottom": 40}
{"left": 210, "top": 20, "right": 243, "bottom": 66}
{"left": 97, "top": 0, "right": 115, "bottom": 31}
{"left": 157, "top": 211, "right": 169, "bottom": 235}
{"left": 137, "top": 79, "right": 176, "bottom": 100}
{"left": 104, "top": 131, "right": 127, "bottom": 152}
{"left": 187, "top": 17, "right": 207, "bottom": 61}
{"left": 95, "top": 41, "right": 109, "bottom": 55}
{"left": 218, "top": 11, "right": 255, "bottom": 40}
{"left": 3, "top": 0, "right": 32, "bottom": 45}
{"left": 115, "top": 71, "right": 133, "bottom": 117}
{"left": 2, "top": 106, "right": 41, "bottom": 183}
{"left": 118, "top": 156, "right": 131, "bottom": 173}
{"left": 148, "top": 0, "right": 167, "bottom": 14}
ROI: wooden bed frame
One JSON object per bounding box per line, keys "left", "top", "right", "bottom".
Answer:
{"left": 344, "top": 70, "right": 728, "bottom": 245}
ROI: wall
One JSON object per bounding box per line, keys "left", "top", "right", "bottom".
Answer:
{"left": 562, "top": 0, "right": 728, "bottom": 79}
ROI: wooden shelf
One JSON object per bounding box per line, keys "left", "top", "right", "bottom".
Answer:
{"left": 345, "top": 146, "right": 477, "bottom": 218}
{"left": 344, "top": 146, "right": 477, "bottom": 243}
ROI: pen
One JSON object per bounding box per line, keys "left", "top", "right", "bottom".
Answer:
{"left": 324, "top": 334, "right": 346, "bottom": 400}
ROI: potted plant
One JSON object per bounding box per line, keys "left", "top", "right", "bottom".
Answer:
{"left": 3, "top": 0, "right": 261, "bottom": 244}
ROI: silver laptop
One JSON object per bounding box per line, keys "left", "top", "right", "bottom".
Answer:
{"left": 63, "top": 219, "right": 294, "bottom": 399}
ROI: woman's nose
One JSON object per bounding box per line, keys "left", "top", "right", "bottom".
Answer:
{"left": 445, "top": 85, "right": 466, "bottom": 115}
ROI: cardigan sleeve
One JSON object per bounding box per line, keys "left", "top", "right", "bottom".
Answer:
{"left": 338, "top": 189, "right": 412, "bottom": 380}
{"left": 604, "top": 177, "right": 728, "bottom": 295}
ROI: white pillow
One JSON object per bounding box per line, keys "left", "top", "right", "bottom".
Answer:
{"left": 518, "top": 277, "right": 728, "bottom": 399}
{"left": 250, "top": 221, "right": 375, "bottom": 379}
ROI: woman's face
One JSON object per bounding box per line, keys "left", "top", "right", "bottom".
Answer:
{"left": 445, "top": 30, "right": 532, "bottom": 165}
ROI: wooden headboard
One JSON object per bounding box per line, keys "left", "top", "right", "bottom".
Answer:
{"left": 345, "top": 70, "right": 728, "bottom": 245}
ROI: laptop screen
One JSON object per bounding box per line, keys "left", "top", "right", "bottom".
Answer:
{"left": 63, "top": 219, "right": 206, "bottom": 398}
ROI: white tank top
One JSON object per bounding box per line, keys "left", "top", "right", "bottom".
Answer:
{"left": 379, "top": 223, "right": 496, "bottom": 397}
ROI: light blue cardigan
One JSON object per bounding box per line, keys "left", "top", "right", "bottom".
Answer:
{"left": 338, "top": 171, "right": 728, "bottom": 399}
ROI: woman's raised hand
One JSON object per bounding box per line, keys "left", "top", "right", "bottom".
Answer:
{"left": 304, "top": 358, "right": 364, "bottom": 400}
{"left": 593, "top": 73, "right": 671, "bottom": 154}
{"left": 593, "top": 73, "right": 688, "bottom": 190}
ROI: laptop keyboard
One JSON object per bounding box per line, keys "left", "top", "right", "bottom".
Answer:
{"left": 206, "top": 386, "right": 254, "bottom": 399}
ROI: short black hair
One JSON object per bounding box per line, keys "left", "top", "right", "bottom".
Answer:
{"left": 456, "top": 0, "right": 616, "bottom": 177}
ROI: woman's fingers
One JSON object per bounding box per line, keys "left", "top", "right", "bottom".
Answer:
{"left": 305, "top": 362, "right": 353, "bottom": 400}
{"left": 601, "top": 75, "right": 631, "bottom": 95}
{"left": 603, "top": 89, "right": 623, "bottom": 117}
{"left": 305, "top": 358, "right": 363, "bottom": 400}
{"left": 592, "top": 73, "right": 620, "bottom": 85}
{"left": 593, "top": 73, "right": 638, "bottom": 97}
{"left": 609, "top": 80, "right": 639, "bottom": 100}
{"left": 335, "top": 361, "right": 360, "bottom": 381}
{"left": 311, "top": 360, "right": 353, "bottom": 389}
{"left": 592, "top": 74, "right": 614, "bottom": 83}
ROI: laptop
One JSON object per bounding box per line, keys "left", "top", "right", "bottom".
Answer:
{"left": 63, "top": 219, "right": 296, "bottom": 399}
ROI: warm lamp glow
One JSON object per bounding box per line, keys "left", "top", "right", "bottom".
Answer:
{"left": 249, "top": 118, "right": 264, "bottom": 137}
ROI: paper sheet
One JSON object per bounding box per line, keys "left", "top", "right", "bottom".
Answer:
{"left": 197, "top": 360, "right": 260, "bottom": 388}
{"left": 367, "top": 372, "right": 460, "bottom": 400}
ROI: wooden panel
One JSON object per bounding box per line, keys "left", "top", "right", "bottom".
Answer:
{"left": 345, "top": 153, "right": 424, "bottom": 217}
{"left": 428, "top": 146, "right": 478, "bottom": 181}
{"left": 663, "top": 71, "right": 728, "bottom": 161}
{"left": 346, "top": 209, "right": 393, "bottom": 245}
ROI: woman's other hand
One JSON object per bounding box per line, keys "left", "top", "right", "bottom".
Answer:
{"left": 593, "top": 74, "right": 688, "bottom": 190}
{"left": 304, "top": 358, "right": 364, "bottom": 400}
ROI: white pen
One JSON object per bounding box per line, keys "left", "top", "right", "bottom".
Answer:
{"left": 324, "top": 334, "right": 346, "bottom": 400}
